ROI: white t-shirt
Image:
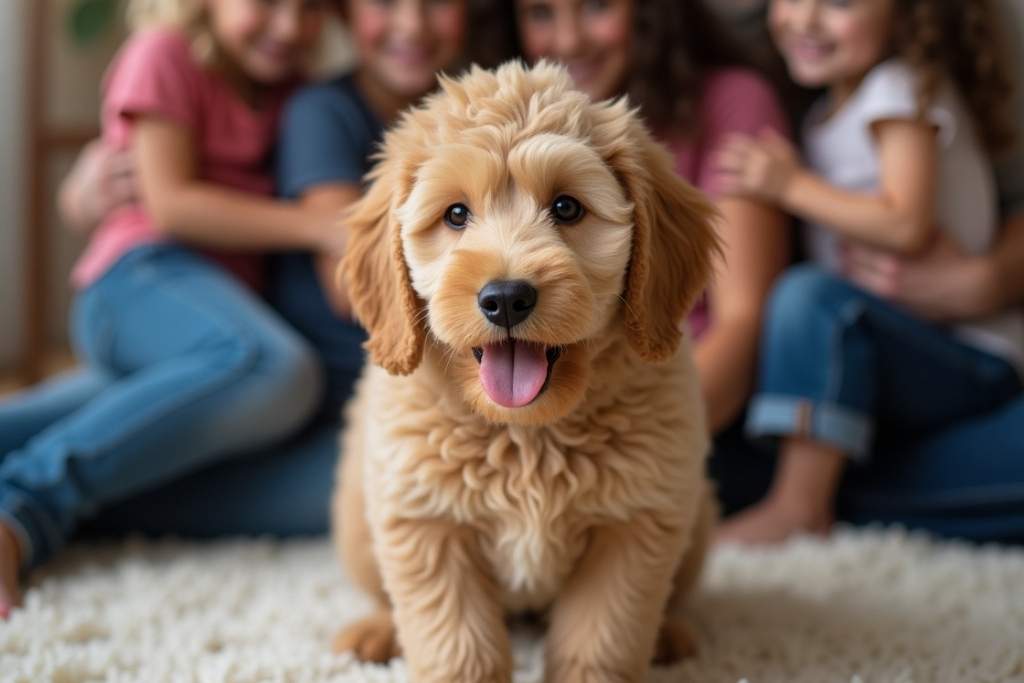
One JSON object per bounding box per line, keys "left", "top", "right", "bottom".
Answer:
{"left": 802, "top": 59, "right": 1024, "bottom": 374}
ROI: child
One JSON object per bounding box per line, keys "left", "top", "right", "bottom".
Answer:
{"left": 0, "top": 0, "right": 343, "bottom": 616}
{"left": 513, "top": 0, "right": 793, "bottom": 434}
{"left": 1, "top": 0, "right": 497, "bottom": 608}
{"left": 99, "top": 0, "right": 482, "bottom": 537}
{"left": 270, "top": 0, "right": 479, "bottom": 420}
{"left": 127, "top": 0, "right": 484, "bottom": 532}
{"left": 714, "top": 0, "right": 1022, "bottom": 544}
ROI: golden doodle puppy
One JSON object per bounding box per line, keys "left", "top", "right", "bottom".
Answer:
{"left": 332, "top": 61, "right": 720, "bottom": 683}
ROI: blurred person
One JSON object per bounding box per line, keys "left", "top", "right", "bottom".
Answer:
{"left": 715, "top": 0, "right": 1022, "bottom": 544}
{"left": 514, "top": 0, "right": 793, "bottom": 441}
{"left": 29, "top": 0, "right": 496, "bottom": 600}
{"left": 0, "top": 0, "right": 341, "bottom": 617}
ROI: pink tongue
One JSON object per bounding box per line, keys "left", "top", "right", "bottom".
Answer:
{"left": 479, "top": 340, "right": 549, "bottom": 408}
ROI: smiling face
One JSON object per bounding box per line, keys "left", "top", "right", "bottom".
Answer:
{"left": 515, "top": 0, "right": 633, "bottom": 102}
{"left": 342, "top": 62, "right": 718, "bottom": 426}
{"left": 346, "top": 0, "right": 467, "bottom": 103}
{"left": 769, "top": 0, "right": 894, "bottom": 92}
{"left": 400, "top": 129, "right": 635, "bottom": 421}
{"left": 206, "top": 0, "right": 329, "bottom": 84}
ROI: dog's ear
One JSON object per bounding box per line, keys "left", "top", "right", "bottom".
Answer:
{"left": 341, "top": 155, "right": 426, "bottom": 376}
{"left": 612, "top": 117, "right": 721, "bottom": 362}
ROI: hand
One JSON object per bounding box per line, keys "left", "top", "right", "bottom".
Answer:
{"left": 58, "top": 141, "right": 138, "bottom": 234}
{"left": 715, "top": 129, "right": 801, "bottom": 203}
{"left": 841, "top": 233, "right": 992, "bottom": 322}
{"left": 314, "top": 252, "right": 353, "bottom": 319}
{"left": 310, "top": 209, "right": 349, "bottom": 256}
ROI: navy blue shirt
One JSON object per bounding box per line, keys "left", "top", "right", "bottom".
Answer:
{"left": 270, "top": 74, "right": 383, "bottom": 416}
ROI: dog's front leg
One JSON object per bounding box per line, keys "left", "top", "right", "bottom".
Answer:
{"left": 378, "top": 518, "right": 512, "bottom": 683}
{"left": 545, "top": 515, "right": 688, "bottom": 683}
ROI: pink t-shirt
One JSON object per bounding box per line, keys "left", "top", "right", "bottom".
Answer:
{"left": 662, "top": 69, "right": 789, "bottom": 339}
{"left": 72, "top": 29, "right": 294, "bottom": 290}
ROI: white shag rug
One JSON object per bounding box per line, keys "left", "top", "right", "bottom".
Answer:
{"left": 2, "top": 528, "right": 1023, "bottom": 683}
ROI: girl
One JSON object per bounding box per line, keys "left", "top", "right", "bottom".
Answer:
{"left": 715, "top": 0, "right": 1022, "bottom": 543}
{"left": 0, "top": 0, "right": 343, "bottom": 616}
{"left": 5, "top": 0, "right": 497, "bottom": 616}
{"left": 269, "top": 0, "right": 492, "bottom": 421}
{"left": 97, "top": 0, "right": 493, "bottom": 542}
{"left": 513, "top": 0, "right": 792, "bottom": 451}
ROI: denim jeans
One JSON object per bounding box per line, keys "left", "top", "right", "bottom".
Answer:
{"left": 712, "top": 398, "right": 1024, "bottom": 543}
{"left": 746, "top": 265, "right": 1021, "bottom": 459}
{"left": 79, "top": 416, "right": 341, "bottom": 539}
{"left": 0, "top": 245, "right": 323, "bottom": 568}
{"left": 841, "top": 397, "right": 1024, "bottom": 541}
{"left": 712, "top": 265, "right": 1024, "bottom": 543}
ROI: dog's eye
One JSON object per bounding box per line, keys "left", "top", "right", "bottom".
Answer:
{"left": 443, "top": 203, "right": 471, "bottom": 230}
{"left": 550, "top": 195, "right": 584, "bottom": 225}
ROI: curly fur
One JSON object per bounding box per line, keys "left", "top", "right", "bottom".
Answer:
{"left": 333, "top": 61, "right": 721, "bottom": 683}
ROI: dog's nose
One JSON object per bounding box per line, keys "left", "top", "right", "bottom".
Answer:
{"left": 478, "top": 280, "right": 538, "bottom": 328}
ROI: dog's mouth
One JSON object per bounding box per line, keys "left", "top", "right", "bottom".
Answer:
{"left": 472, "top": 340, "right": 562, "bottom": 408}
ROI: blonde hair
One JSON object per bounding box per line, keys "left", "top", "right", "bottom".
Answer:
{"left": 126, "top": 0, "right": 215, "bottom": 63}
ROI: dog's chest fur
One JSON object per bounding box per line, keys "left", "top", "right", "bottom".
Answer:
{"left": 362, "top": 352, "right": 706, "bottom": 611}
{"left": 466, "top": 426, "right": 608, "bottom": 609}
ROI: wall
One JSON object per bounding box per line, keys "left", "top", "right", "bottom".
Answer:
{"left": 44, "top": 1, "right": 126, "bottom": 352}
{"left": 0, "top": 1, "right": 26, "bottom": 369}
{"left": 0, "top": 0, "right": 124, "bottom": 372}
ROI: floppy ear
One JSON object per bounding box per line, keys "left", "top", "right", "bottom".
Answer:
{"left": 615, "top": 119, "right": 721, "bottom": 362}
{"left": 341, "top": 156, "right": 427, "bottom": 376}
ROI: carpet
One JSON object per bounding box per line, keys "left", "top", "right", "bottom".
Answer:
{"left": 2, "top": 528, "right": 1023, "bottom": 682}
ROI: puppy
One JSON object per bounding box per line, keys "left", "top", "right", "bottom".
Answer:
{"left": 332, "top": 61, "right": 720, "bottom": 683}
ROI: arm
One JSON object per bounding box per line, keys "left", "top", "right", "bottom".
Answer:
{"left": 717, "top": 122, "right": 939, "bottom": 254}
{"left": 845, "top": 210, "right": 1024, "bottom": 321}
{"left": 695, "top": 197, "right": 790, "bottom": 432}
{"left": 989, "top": 212, "right": 1024, "bottom": 309}
{"left": 301, "top": 183, "right": 363, "bottom": 317}
{"left": 57, "top": 140, "right": 137, "bottom": 234}
{"left": 274, "top": 83, "right": 384, "bottom": 316}
{"left": 134, "top": 116, "right": 346, "bottom": 252}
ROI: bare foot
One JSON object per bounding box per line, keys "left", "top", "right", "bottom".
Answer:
{"left": 0, "top": 522, "right": 23, "bottom": 619}
{"left": 714, "top": 499, "right": 832, "bottom": 546}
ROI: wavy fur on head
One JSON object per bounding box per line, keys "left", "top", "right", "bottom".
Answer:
{"left": 334, "top": 61, "right": 721, "bottom": 683}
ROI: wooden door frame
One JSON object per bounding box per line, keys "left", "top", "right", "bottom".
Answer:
{"left": 20, "top": 0, "right": 49, "bottom": 384}
{"left": 18, "top": 0, "right": 99, "bottom": 385}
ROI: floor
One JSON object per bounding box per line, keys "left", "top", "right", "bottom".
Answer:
{"left": 2, "top": 529, "right": 1022, "bottom": 682}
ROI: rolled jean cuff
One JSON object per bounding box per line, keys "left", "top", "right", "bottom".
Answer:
{"left": 745, "top": 394, "right": 873, "bottom": 461}
{"left": 0, "top": 490, "right": 59, "bottom": 570}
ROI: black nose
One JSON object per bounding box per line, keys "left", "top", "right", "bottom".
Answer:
{"left": 477, "top": 280, "right": 538, "bottom": 329}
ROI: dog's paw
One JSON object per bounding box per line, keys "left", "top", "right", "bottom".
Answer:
{"left": 332, "top": 610, "right": 402, "bottom": 663}
{"left": 652, "top": 616, "right": 698, "bottom": 665}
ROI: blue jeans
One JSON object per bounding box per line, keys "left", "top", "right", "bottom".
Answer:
{"left": 79, "top": 417, "right": 341, "bottom": 538}
{"left": 76, "top": 254, "right": 373, "bottom": 538}
{"left": 711, "top": 399, "right": 1024, "bottom": 543}
{"left": 841, "top": 397, "right": 1024, "bottom": 541}
{"left": 712, "top": 265, "right": 1024, "bottom": 543}
{"left": 0, "top": 245, "right": 324, "bottom": 568}
{"left": 746, "top": 265, "right": 1021, "bottom": 459}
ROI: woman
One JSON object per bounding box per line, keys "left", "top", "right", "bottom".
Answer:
{"left": 512, "top": 0, "right": 793, "bottom": 435}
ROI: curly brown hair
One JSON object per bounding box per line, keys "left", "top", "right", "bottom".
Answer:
{"left": 626, "top": 0, "right": 759, "bottom": 134}
{"left": 494, "top": 0, "right": 768, "bottom": 137}
{"left": 893, "top": 0, "right": 1015, "bottom": 152}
